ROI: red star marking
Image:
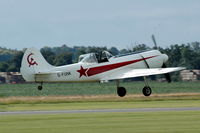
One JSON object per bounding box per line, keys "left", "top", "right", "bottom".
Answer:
{"left": 76, "top": 55, "right": 157, "bottom": 78}
{"left": 77, "top": 66, "right": 88, "bottom": 78}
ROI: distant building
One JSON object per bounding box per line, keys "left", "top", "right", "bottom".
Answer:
{"left": 180, "top": 70, "right": 200, "bottom": 81}
{"left": 0, "top": 72, "right": 25, "bottom": 83}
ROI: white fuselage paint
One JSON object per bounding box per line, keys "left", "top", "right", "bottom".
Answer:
{"left": 35, "top": 50, "right": 168, "bottom": 83}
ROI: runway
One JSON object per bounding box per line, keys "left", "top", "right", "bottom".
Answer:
{"left": 1, "top": 107, "right": 200, "bottom": 115}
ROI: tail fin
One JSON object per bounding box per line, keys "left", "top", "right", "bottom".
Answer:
{"left": 20, "top": 47, "right": 54, "bottom": 82}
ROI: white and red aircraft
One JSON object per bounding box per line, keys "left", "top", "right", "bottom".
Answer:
{"left": 20, "top": 47, "right": 184, "bottom": 97}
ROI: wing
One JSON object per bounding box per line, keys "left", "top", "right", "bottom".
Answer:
{"left": 101, "top": 67, "right": 185, "bottom": 81}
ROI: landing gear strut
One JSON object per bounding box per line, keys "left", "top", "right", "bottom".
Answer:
{"left": 115, "top": 78, "right": 152, "bottom": 97}
{"left": 37, "top": 82, "right": 43, "bottom": 90}
{"left": 142, "top": 77, "right": 152, "bottom": 96}
{"left": 116, "top": 80, "right": 126, "bottom": 97}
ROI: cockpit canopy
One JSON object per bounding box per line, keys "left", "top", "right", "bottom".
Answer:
{"left": 78, "top": 51, "right": 113, "bottom": 63}
{"left": 78, "top": 53, "right": 98, "bottom": 63}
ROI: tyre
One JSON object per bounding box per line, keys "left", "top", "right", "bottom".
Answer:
{"left": 142, "top": 86, "right": 152, "bottom": 96}
{"left": 38, "top": 85, "right": 43, "bottom": 90}
{"left": 117, "top": 87, "right": 126, "bottom": 97}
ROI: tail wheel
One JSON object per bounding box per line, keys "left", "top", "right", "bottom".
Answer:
{"left": 142, "top": 86, "right": 152, "bottom": 96}
{"left": 117, "top": 87, "right": 126, "bottom": 97}
{"left": 38, "top": 85, "right": 43, "bottom": 90}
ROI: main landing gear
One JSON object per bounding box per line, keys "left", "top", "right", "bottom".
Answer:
{"left": 142, "top": 86, "right": 152, "bottom": 96}
{"left": 116, "top": 77, "right": 152, "bottom": 97}
{"left": 117, "top": 87, "right": 126, "bottom": 97}
{"left": 116, "top": 80, "right": 126, "bottom": 97}
{"left": 142, "top": 76, "right": 152, "bottom": 96}
{"left": 37, "top": 82, "right": 43, "bottom": 90}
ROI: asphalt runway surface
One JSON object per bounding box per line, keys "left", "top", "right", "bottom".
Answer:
{"left": 1, "top": 107, "right": 200, "bottom": 115}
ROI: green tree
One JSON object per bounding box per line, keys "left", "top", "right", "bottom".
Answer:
{"left": 86, "top": 46, "right": 107, "bottom": 53}
{"left": 73, "top": 46, "right": 87, "bottom": 62}
{"left": 40, "top": 47, "right": 56, "bottom": 65}
{"left": 163, "top": 44, "right": 183, "bottom": 67}
{"left": 132, "top": 44, "right": 150, "bottom": 52}
{"left": 54, "top": 52, "right": 73, "bottom": 66}
{"left": 120, "top": 49, "right": 129, "bottom": 54}
{"left": 109, "top": 47, "right": 119, "bottom": 55}
{"left": 9, "top": 51, "right": 24, "bottom": 71}
{"left": 0, "top": 62, "right": 9, "bottom": 72}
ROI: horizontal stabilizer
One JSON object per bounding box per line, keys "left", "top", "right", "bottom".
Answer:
{"left": 35, "top": 71, "right": 62, "bottom": 75}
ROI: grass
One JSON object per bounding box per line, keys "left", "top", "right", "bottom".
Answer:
{"left": 0, "top": 99, "right": 200, "bottom": 112}
{"left": 0, "top": 81, "right": 200, "bottom": 133}
{"left": 1, "top": 81, "right": 200, "bottom": 97}
{"left": 1, "top": 98, "right": 200, "bottom": 133}
{"left": 0, "top": 111, "right": 200, "bottom": 133}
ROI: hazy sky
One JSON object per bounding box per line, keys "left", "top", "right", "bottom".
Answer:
{"left": 0, "top": 0, "right": 199, "bottom": 50}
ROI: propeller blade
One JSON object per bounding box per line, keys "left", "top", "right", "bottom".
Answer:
{"left": 164, "top": 73, "right": 171, "bottom": 83}
{"left": 151, "top": 34, "right": 158, "bottom": 50}
{"left": 162, "top": 63, "right": 167, "bottom": 68}
{"left": 152, "top": 34, "right": 170, "bottom": 82}
{"left": 162, "top": 63, "right": 171, "bottom": 83}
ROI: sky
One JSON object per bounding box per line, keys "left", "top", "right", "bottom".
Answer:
{"left": 0, "top": 0, "right": 199, "bottom": 50}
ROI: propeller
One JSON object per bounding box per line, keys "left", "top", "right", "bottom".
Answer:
{"left": 151, "top": 34, "right": 158, "bottom": 50}
{"left": 162, "top": 63, "right": 171, "bottom": 83}
{"left": 151, "top": 34, "right": 171, "bottom": 83}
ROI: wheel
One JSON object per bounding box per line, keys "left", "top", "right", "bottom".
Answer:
{"left": 142, "top": 86, "right": 152, "bottom": 96}
{"left": 38, "top": 85, "right": 43, "bottom": 90}
{"left": 117, "top": 87, "right": 126, "bottom": 97}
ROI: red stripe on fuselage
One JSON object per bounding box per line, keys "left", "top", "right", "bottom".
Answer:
{"left": 86, "top": 55, "right": 157, "bottom": 76}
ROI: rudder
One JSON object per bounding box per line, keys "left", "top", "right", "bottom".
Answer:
{"left": 20, "top": 47, "right": 54, "bottom": 82}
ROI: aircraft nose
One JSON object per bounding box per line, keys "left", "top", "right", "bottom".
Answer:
{"left": 162, "top": 54, "right": 169, "bottom": 63}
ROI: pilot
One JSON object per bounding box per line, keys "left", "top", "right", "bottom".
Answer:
{"left": 99, "top": 51, "right": 108, "bottom": 63}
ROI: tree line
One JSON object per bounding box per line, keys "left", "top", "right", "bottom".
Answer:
{"left": 0, "top": 42, "right": 200, "bottom": 72}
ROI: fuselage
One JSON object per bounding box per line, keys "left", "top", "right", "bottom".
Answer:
{"left": 35, "top": 50, "right": 168, "bottom": 83}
